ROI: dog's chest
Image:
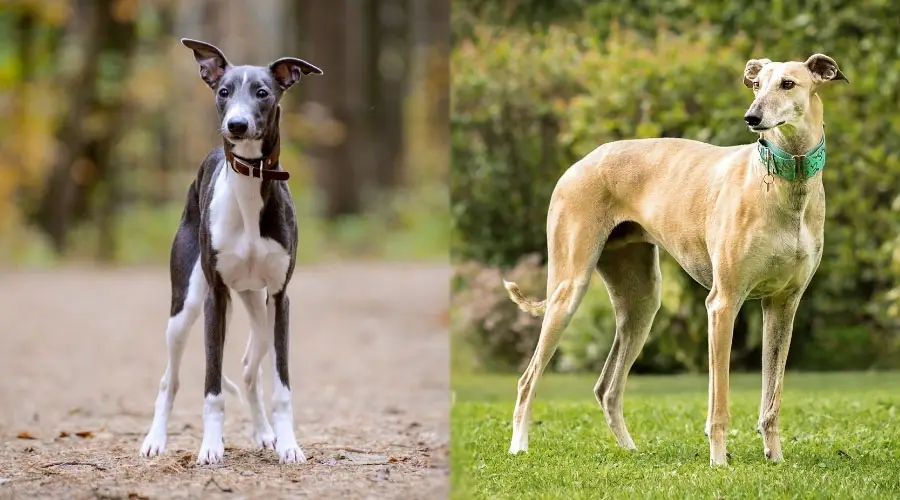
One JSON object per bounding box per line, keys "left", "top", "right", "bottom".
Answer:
{"left": 748, "top": 222, "right": 823, "bottom": 297}
{"left": 208, "top": 163, "right": 290, "bottom": 293}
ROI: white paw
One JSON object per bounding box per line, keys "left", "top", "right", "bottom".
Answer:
{"left": 254, "top": 427, "right": 276, "bottom": 450}
{"left": 508, "top": 430, "right": 528, "bottom": 454}
{"left": 197, "top": 440, "right": 226, "bottom": 465}
{"left": 140, "top": 431, "right": 167, "bottom": 457}
{"left": 508, "top": 443, "right": 528, "bottom": 454}
{"left": 277, "top": 441, "right": 306, "bottom": 464}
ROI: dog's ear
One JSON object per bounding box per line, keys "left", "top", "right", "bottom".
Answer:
{"left": 181, "top": 38, "right": 230, "bottom": 89}
{"left": 805, "top": 54, "right": 849, "bottom": 84}
{"left": 269, "top": 57, "right": 323, "bottom": 91}
{"left": 743, "top": 58, "right": 772, "bottom": 88}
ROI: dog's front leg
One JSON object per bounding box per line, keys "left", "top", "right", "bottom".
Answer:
{"left": 269, "top": 290, "right": 305, "bottom": 464}
{"left": 705, "top": 285, "right": 743, "bottom": 466}
{"left": 758, "top": 293, "right": 802, "bottom": 462}
{"left": 198, "top": 283, "right": 230, "bottom": 465}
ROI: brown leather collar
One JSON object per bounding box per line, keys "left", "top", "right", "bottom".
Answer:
{"left": 224, "top": 138, "right": 289, "bottom": 181}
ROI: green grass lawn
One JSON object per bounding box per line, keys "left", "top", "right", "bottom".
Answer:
{"left": 452, "top": 372, "right": 900, "bottom": 499}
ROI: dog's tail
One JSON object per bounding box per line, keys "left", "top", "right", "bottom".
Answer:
{"left": 502, "top": 279, "right": 547, "bottom": 317}
{"left": 223, "top": 375, "right": 243, "bottom": 404}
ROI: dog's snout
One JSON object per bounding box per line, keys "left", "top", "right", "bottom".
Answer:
{"left": 744, "top": 114, "right": 762, "bottom": 127}
{"left": 227, "top": 118, "right": 249, "bottom": 135}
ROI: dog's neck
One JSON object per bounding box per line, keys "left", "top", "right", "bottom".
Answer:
{"left": 753, "top": 94, "right": 825, "bottom": 211}
{"left": 758, "top": 93, "right": 824, "bottom": 157}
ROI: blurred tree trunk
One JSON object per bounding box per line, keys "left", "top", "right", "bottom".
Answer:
{"left": 303, "top": 0, "right": 363, "bottom": 219}
{"left": 15, "top": 9, "right": 36, "bottom": 85}
{"left": 34, "top": 0, "right": 139, "bottom": 258}
{"left": 202, "top": 0, "right": 226, "bottom": 42}
{"left": 35, "top": 0, "right": 108, "bottom": 253}
{"left": 428, "top": 0, "right": 450, "bottom": 152}
{"left": 408, "top": 0, "right": 450, "bottom": 183}
{"left": 369, "top": 0, "right": 408, "bottom": 191}
{"left": 154, "top": 0, "right": 177, "bottom": 206}
{"left": 92, "top": 3, "right": 140, "bottom": 262}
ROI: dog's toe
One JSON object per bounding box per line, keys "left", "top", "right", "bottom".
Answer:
{"left": 255, "top": 431, "right": 276, "bottom": 450}
{"left": 140, "top": 435, "right": 166, "bottom": 457}
{"left": 278, "top": 445, "right": 306, "bottom": 464}
{"left": 197, "top": 444, "right": 226, "bottom": 465}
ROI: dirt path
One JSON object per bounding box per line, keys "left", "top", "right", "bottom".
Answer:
{"left": 0, "top": 263, "right": 449, "bottom": 499}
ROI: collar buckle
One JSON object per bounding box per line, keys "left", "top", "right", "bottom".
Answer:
{"left": 231, "top": 155, "right": 264, "bottom": 178}
{"left": 224, "top": 138, "right": 289, "bottom": 181}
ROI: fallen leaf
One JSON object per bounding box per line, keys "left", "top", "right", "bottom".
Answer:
{"left": 16, "top": 431, "right": 36, "bottom": 440}
{"left": 58, "top": 431, "right": 69, "bottom": 438}
{"left": 128, "top": 493, "right": 149, "bottom": 499}
{"left": 23, "top": 446, "right": 35, "bottom": 453}
{"left": 75, "top": 431, "right": 94, "bottom": 438}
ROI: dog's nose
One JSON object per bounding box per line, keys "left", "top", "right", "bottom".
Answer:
{"left": 744, "top": 114, "right": 762, "bottom": 127}
{"left": 227, "top": 118, "right": 249, "bottom": 135}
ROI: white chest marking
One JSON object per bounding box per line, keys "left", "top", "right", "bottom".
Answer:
{"left": 209, "top": 142, "right": 290, "bottom": 293}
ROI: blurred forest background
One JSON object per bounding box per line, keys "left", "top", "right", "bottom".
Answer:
{"left": 0, "top": 0, "right": 449, "bottom": 265}
{"left": 451, "top": 0, "right": 900, "bottom": 374}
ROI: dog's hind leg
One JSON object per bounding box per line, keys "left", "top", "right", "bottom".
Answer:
{"left": 508, "top": 209, "right": 609, "bottom": 454}
{"left": 593, "top": 242, "right": 661, "bottom": 450}
{"left": 140, "top": 238, "right": 206, "bottom": 457}
{"left": 237, "top": 290, "right": 276, "bottom": 450}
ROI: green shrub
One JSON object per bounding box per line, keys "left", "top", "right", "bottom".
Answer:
{"left": 453, "top": 257, "right": 763, "bottom": 374}
{"left": 451, "top": 4, "right": 900, "bottom": 372}
{"left": 452, "top": 254, "right": 547, "bottom": 371}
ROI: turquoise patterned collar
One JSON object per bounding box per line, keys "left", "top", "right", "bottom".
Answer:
{"left": 757, "top": 128, "right": 826, "bottom": 181}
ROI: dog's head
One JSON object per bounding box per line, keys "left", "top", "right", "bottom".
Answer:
{"left": 742, "top": 54, "right": 848, "bottom": 132}
{"left": 181, "top": 38, "right": 323, "bottom": 145}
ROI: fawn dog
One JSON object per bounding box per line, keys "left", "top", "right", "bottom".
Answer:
{"left": 503, "top": 54, "right": 847, "bottom": 465}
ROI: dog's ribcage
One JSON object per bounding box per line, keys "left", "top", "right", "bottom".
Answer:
{"left": 208, "top": 160, "right": 290, "bottom": 293}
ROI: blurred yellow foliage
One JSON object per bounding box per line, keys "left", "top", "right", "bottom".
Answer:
{"left": 12, "top": 0, "right": 71, "bottom": 26}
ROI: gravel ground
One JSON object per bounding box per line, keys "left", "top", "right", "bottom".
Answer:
{"left": 0, "top": 262, "right": 449, "bottom": 499}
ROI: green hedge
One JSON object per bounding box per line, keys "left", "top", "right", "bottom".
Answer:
{"left": 451, "top": 1, "right": 900, "bottom": 372}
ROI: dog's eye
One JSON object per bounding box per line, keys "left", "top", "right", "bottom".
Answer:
{"left": 218, "top": 88, "right": 229, "bottom": 98}
{"left": 781, "top": 80, "right": 795, "bottom": 90}
{"left": 256, "top": 89, "right": 269, "bottom": 99}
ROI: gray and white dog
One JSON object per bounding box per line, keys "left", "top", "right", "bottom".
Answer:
{"left": 139, "top": 38, "right": 322, "bottom": 465}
